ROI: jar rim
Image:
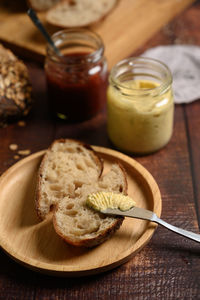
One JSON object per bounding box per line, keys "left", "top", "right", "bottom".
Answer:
{"left": 109, "top": 57, "right": 172, "bottom": 95}
{"left": 46, "top": 28, "right": 104, "bottom": 64}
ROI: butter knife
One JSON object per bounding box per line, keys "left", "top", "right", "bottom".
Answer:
{"left": 102, "top": 207, "right": 200, "bottom": 243}
{"left": 27, "top": 8, "right": 62, "bottom": 56}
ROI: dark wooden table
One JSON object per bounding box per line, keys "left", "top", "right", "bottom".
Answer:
{"left": 0, "top": 2, "right": 200, "bottom": 299}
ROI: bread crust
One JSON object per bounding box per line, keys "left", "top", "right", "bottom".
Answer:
{"left": 35, "top": 138, "right": 103, "bottom": 220}
{"left": 27, "top": 0, "right": 59, "bottom": 11}
{"left": 53, "top": 211, "right": 124, "bottom": 247}
{"left": 46, "top": 0, "right": 118, "bottom": 28}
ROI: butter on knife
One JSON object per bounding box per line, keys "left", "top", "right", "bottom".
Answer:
{"left": 86, "top": 191, "right": 136, "bottom": 212}
{"left": 87, "top": 191, "right": 200, "bottom": 243}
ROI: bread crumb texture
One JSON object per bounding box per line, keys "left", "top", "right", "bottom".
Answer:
{"left": 28, "top": 0, "right": 59, "bottom": 11}
{"left": 54, "top": 163, "right": 127, "bottom": 246}
{"left": 36, "top": 139, "right": 128, "bottom": 247}
{"left": 46, "top": 0, "right": 117, "bottom": 27}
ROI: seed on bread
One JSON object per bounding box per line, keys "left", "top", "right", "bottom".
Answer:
{"left": 0, "top": 44, "right": 32, "bottom": 127}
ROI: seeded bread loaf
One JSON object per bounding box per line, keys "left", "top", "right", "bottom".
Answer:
{"left": 36, "top": 139, "right": 103, "bottom": 220}
{"left": 53, "top": 163, "right": 128, "bottom": 247}
{"left": 46, "top": 0, "right": 117, "bottom": 28}
{"left": 0, "top": 44, "right": 32, "bottom": 127}
{"left": 0, "top": 44, "right": 16, "bottom": 61}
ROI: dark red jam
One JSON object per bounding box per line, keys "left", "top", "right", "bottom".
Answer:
{"left": 45, "top": 52, "right": 108, "bottom": 122}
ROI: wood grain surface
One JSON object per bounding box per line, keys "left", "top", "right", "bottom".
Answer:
{"left": 0, "top": 0, "right": 195, "bottom": 68}
{"left": 0, "top": 1, "right": 200, "bottom": 299}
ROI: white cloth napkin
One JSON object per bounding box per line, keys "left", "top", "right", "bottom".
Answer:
{"left": 142, "top": 45, "right": 200, "bottom": 104}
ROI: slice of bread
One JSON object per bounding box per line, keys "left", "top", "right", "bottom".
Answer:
{"left": 53, "top": 163, "right": 128, "bottom": 247}
{"left": 36, "top": 139, "right": 103, "bottom": 220}
{"left": 28, "top": 0, "right": 60, "bottom": 11}
{"left": 46, "top": 0, "right": 117, "bottom": 28}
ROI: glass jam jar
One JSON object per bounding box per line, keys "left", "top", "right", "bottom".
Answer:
{"left": 107, "top": 57, "right": 174, "bottom": 155}
{"left": 45, "top": 29, "right": 108, "bottom": 122}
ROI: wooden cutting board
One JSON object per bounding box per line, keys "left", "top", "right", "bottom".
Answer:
{"left": 0, "top": 0, "right": 195, "bottom": 68}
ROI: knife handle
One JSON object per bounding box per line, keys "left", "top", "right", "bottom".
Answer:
{"left": 103, "top": 207, "right": 200, "bottom": 243}
{"left": 154, "top": 215, "right": 200, "bottom": 243}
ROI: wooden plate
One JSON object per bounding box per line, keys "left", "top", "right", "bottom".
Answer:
{"left": 0, "top": 146, "right": 161, "bottom": 277}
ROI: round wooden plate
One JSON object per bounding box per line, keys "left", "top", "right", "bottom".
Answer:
{"left": 0, "top": 146, "right": 161, "bottom": 277}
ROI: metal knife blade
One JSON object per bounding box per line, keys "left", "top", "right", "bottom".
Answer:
{"left": 102, "top": 206, "right": 200, "bottom": 243}
{"left": 103, "top": 206, "right": 157, "bottom": 222}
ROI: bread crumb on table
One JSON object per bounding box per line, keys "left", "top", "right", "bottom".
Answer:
{"left": 9, "top": 144, "right": 18, "bottom": 151}
{"left": 14, "top": 155, "right": 20, "bottom": 160}
{"left": 18, "top": 120, "right": 26, "bottom": 127}
{"left": 18, "top": 149, "right": 31, "bottom": 156}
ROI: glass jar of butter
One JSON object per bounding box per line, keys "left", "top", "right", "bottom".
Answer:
{"left": 107, "top": 57, "right": 174, "bottom": 154}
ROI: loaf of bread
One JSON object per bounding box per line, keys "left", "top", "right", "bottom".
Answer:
{"left": 36, "top": 139, "right": 103, "bottom": 220}
{"left": 28, "top": 0, "right": 59, "bottom": 11}
{"left": 0, "top": 44, "right": 16, "bottom": 61}
{"left": 53, "top": 163, "right": 127, "bottom": 247}
{"left": 36, "top": 138, "right": 128, "bottom": 247}
{"left": 46, "top": 0, "right": 117, "bottom": 28}
{"left": 0, "top": 44, "right": 32, "bottom": 127}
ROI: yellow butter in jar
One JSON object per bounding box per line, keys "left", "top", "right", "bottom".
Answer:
{"left": 107, "top": 57, "right": 174, "bottom": 155}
